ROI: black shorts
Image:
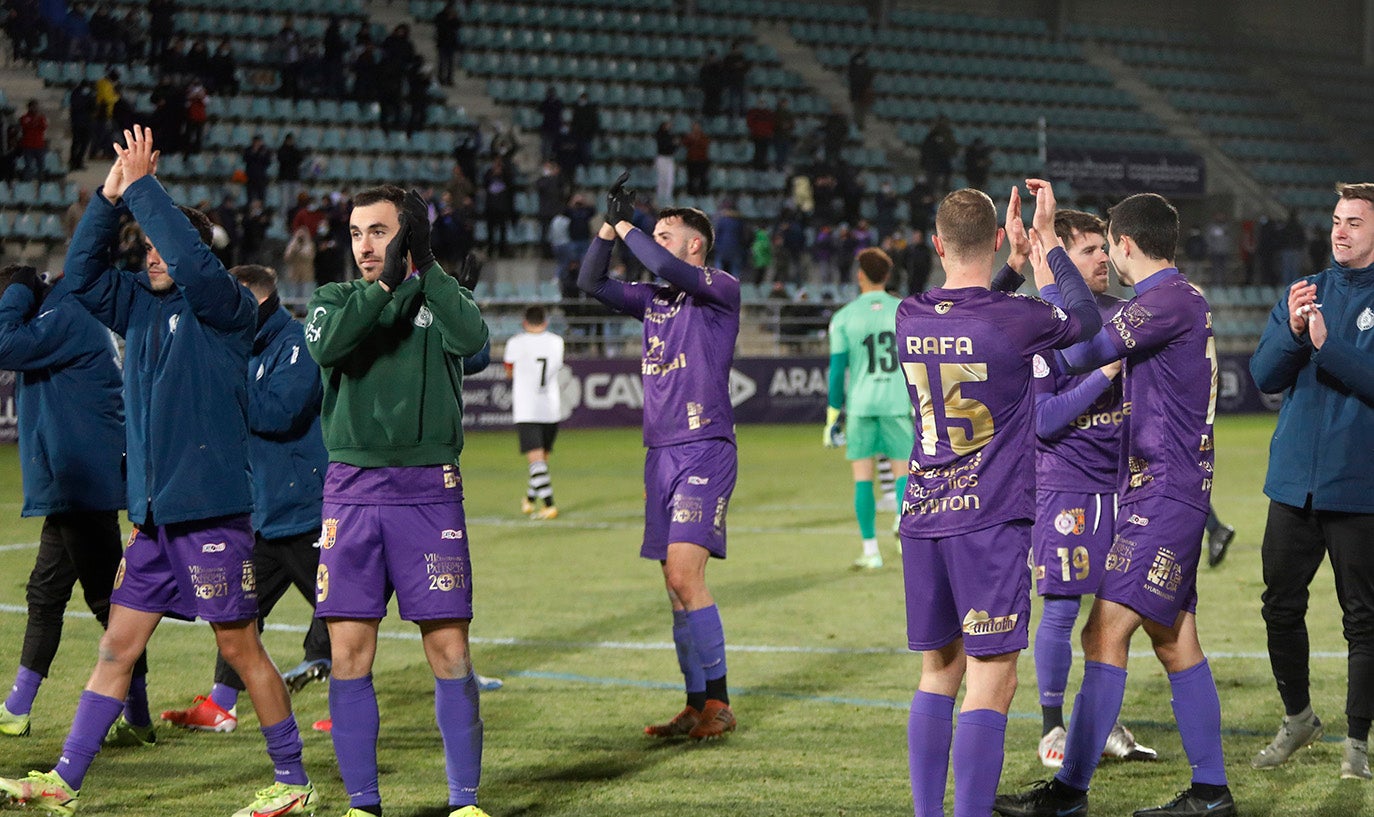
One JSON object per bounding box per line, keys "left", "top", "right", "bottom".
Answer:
{"left": 517, "top": 422, "right": 559, "bottom": 454}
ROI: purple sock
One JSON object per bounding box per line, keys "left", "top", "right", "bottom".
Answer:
{"left": 261, "top": 714, "right": 309, "bottom": 786}
{"left": 1057, "top": 661, "right": 1127, "bottom": 792}
{"left": 435, "top": 674, "right": 483, "bottom": 808}
{"left": 1035, "top": 598, "right": 1079, "bottom": 708}
{"left": 672, "top": 610, "right": 705, "bottom": 694}
{"left": 54, "top": 690, "right": 125, "bottom": 790}
{"left": 952, "top": 709, "right": 1007, "bottom": 817}
{"left": 908, "top": 691, "right": 955, "bottom": 817}
{"left": 330, "top": 675, "right": 380, "bottom": 809}
{"left": 210, "top": 682, "right": 239, "bottom": 712}
{"left": 686, "top": 605, "right": 727, "bottom": 681}
{"left": 1169, "top": 659, "right": 1227, "bottom": 787}
{"left": 5, "top": 666, "right": 43, "bottom": 716}
{"left": 123, "top": 674, "right": 151, "bottom": 728}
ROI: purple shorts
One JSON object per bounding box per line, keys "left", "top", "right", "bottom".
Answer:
{"left": 1098, "top": 497, "right": 1205, "bottom": 628}
{"left": 642, "top": 439, "right": 737, "bottom": 560}
{"left": 1032, "top": 490, "right": 1116, "bottom": 597}
{"left": 111, "top": 515, "right": 257, "bottom": 623}
{"left": 901, "top": 520, "right": 1032, "bottom": 657}
{"left": 315, "top": 500, "right": 473, "bottom": 621}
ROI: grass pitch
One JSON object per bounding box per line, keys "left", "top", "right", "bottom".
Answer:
{"left": 0, "top": 415, "right": 1367, "bottom": 816}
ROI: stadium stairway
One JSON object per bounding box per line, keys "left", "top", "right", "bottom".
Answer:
{"left": 1078, "top": 42, "right": 1284, "bottom": 216}
{"left": 751, "top": 22, "right": 921, "bottom": 175}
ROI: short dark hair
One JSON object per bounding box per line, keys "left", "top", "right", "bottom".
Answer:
{"left": 1107, "top": 193, "right": 1179, "bottom": 262}
{"left": 934, "top": 188, "right": 998, "bottom": 257}
{"left": 353, "top": 184, "right": 406, "bottom": 210}
{"left": 230, "top": 263, "right": 278, "bottom": 296}
{"left": 856, "top": 247, "right": 892, "bottom": 284}
{"left": 178, "top": 205, "right": 214, "bottom": 246}
{"left": 1054, "top": 209, "right": 1106, "bottom": 249}
{"left": 524, "top": 305, "right": 547, "bottom": 325}
{"left": 657, "top": 207, "right": 714, "bottom": 258}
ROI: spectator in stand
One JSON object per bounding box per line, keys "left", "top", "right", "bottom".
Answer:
{"left": 147, "top": 0, "right": 176, "bottom": 66}
{"left": 158, "top": 34, "right": 186, "bottom": 76}
{"left": 534, "top": 161, "right": 566, "bottom": 255}
{"left": 746, "top": 97, "right": 774, "bottom": 171}
{"left": 833, "top": 223, "right": 858, "bottom": 280}
{"left": 570, "top": 91, "right": 600, "bottom": 172}
{"left": 847, "top": 48, "right": 874, "bottom": 130}
{"left": 275, "top": 22, "right": 303, "bottom": 100}
{"left": 963, "top": 136, "right": 993, "bottom": 191}
{"left": 908, "top": 172, "right": 935, "bottom": 231}
{"left": 406, "top": 66, "right": 435, "bottom": 137}
{"left": 901, "top": 227, "right": 931, "bottom": 295}
{"left": 93, "top": 69, "right": 120, "bottom": 157}
{"left": 208, "top": 40, "right": 239, "bottom": 96}
{"left": 434, "top": 1, "right": 461, "bottom": 86}
{"left": 240, "top": 199, "right": 272, "bottom": 267}
{"left": 775, "top": 205, "right": 806, "bottom": 284}
{"left": 212, "top": 194, "right": 242, "bottom": 268}
{"left": 184, "top": 38, "right": 211, "bottom": 81}
{"left": 61, "top": 3, "right": 92, "bottom": 61}
{"left": 655, "top": 119, "right": 677, "bottom": 205}
{"left": 88, "top": 4, "right": 118, "bottom": 61}
{"left": 565, "top": 193, "right": 595, "bottom": 264}
{"left": 351, "top": 43, "right": 380, "bottom": 104}
{"left": 322, "top": 18, "right": 347, "bottom": 99}
{"left": 63, "top": 187, "right": 91, "bottom": 240}
{"left": 714, "top": 199, "right": 746, "bottom": 276}
{"left": 551, "top": 122, "right": 582, "bottom": 182}
{"left": 919, "top": 114, "right": 957, "bottom": 195}
{"left": 773, "top": 96, "right": 795, "bottom": 171}
{"left": 430, "top": 192, "right": 471, "bottom": 274}
{"left": 874, "top": 180, "right": 898, "bottom": 241}
{"left": 548, "top": 206, "right": 571, "bottom": 284}
{"left": 68, "top": 79, "right": 94, "bottom": 171}
{"left": 1205, "top": 211, "right": 1233, "bottom": 285}
{"left": 1278, "top": 210, "right": 1308, "bottom": 282}
{"left": 750, "top": 224, "right": 774, "bottom": 285}
{"left": 699, "top": 49, "right": 724, "bottom": 118}
{"left": 453, "top": 125, "right": 480, "bottom": 182}
{"left": 1254, "top": 215, "right": 1279, "bottom": 286}
{"left": 311, "top": 193, "right": 348, "bottom": 286}
{"left": 448, "top": 163, "right": 479, "bottom": 215}
{"left": 276, "top": 133, "right": 304, "bottom": 217}
{"left": 1308, "top": 223, "right": 1330, "bottom": 275}
{"left": 243, "top": 134, "right": 273, "bottom": 207}
{"left": 822, "top": 112, "right": 848, "bottom": 163}
{"left": 116, "top": 8, "right": 143, "bottom": 62}
{"left": 3, "top": 2, "right": 42, "bottom": 63}
{"left": 148, "top": 78, "right": 185, "bottom": 154}
{"left": 183, "top": 79, "right": 209, "bottom": 155}
{"left": 282, "top": 226, "right": 315, "bottom": 302}
{"left": 722, "top": 42, "right": 750, "bottom": 119}
{"left": 683, "top": 120, "right": 711, "bottom": 196}
{"left": 482, "top": 154, "right": 516, "bottom": 258}
{"left": 537, "top": 86, "right": 564, "bottom": 162}
{"left": 18, "top": 100, "right": 46, "bottom": 181}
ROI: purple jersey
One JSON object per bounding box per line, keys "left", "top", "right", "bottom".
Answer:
{"left": 1034, "top": 295, "right": 1125, "bottom": 493}
{"left": 579, "top": 232, "right": 740, "bottom": 448}
{"left": 896, "top": 282, "right": 1092, "bottom": 538}
{"left": 1101, "top": 272, "right": 1215, "bottom": 511}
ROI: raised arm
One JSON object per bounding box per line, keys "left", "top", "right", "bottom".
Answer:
{"left": 620, "top": 226, "right": 741, "bottom": 309}
{"left": 304, "top": 282, "right": 391, "bottom": 368}
{"left": 1250, "top": 280, "right": 1316, "bottom": 393}
{"left": 419, "top": 261, "right": 489, "bottom": 358}
{"left": 577, "top": 228, "right": 649, "bottom": 317}
{"left": 65, "top": 179, "right": 136, "bottom": 335}
{"left": 0, "top": 282, "right": 85, "bottom": 370}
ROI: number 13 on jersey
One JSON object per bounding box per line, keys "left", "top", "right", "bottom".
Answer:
{"left": 901, "top": 361, "right": 995, "bottom": 457}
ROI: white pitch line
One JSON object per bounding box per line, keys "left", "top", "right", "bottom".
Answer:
{"left": 0, "top": 604, "right": 1348, "bottom": 660}
{"left": 0, "top": 542, "right": 38, "bottom": 552}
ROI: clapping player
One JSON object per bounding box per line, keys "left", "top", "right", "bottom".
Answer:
{"left": 579, "top": 172, "right": 741, "bottom": 740}
{"left": 897, "top": 180, "right": 1102, "bottom": 817}
{"left": 0, "top": 125, "right": 316, "bottom": 817}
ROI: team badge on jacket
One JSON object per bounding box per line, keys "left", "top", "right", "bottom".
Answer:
{"left": 1358, "top": 307, "right": 1374, "bottom": 331}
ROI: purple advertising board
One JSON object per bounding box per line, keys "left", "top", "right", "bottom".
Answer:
{"left": 461, "top": 353, "right": 1277, "bottom": 430}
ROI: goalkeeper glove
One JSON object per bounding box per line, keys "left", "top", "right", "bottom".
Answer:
{"left": 823, "top": 406, "right": 845, "bottom": 448}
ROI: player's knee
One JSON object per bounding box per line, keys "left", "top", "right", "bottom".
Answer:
{"left": 213, "top": 628, "right": 264, "bottom": 670}
{"left": 95, "top": 630, "right": 141, "bottom": 670}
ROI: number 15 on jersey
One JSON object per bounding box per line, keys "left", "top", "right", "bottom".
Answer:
{"left": 901, "top": 361, "right": 995, "bottom": 458}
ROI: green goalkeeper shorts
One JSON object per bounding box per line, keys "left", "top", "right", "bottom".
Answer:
{"left": 845, "top": 414, "right": 915, "bottom": 462}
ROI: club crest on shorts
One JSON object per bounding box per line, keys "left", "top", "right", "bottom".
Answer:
{"left": 241, "top": 560, "right": 256, "bottom": 594}
{"left": 1359, "top": 307, "right": 1374, "bottom": 331}
{"left": 320, "top": 518, "right": 338, "bottom": 549}
{"left": 442, "top": 464, "right": 459, "bottom": 489}
{"left": 1147, "top": 548, "right": 1183, "bottom": 594}
{"left": 316, "top": 564, "right": 329, "bottom": 603}
{"left": 1054, "top": 508, "right": 1086, "bottom": 536}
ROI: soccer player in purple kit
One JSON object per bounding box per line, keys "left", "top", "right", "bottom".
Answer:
{"left": 578, "top": 172, "right": 741, "bottom": 740}
{"left": 899, "top": 179, "right": 1102, "bottom": 817}
{"left": 995, "top": 201, "right": 1156, "bottom": 768}
{"left": 304, "top": 184, "right": 491, "bottom": 817}
{"left": 995, "top": 193, "right": 1234, "bottom": 817}
{"left": 0, "top": 125, "right": 316, "bottom": 817}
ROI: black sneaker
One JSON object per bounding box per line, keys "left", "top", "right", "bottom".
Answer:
{"left": 282, "top": 658, "right": 332, "bottom": 693}
{"left": 994, "top": 780, "right": 1088, "bottom": 817}
{"left": 1133, "top": 789, "right": 1235, "bottom": 817}
{"left": 1207, "top": 524, "right": 1235, "bottom": 567}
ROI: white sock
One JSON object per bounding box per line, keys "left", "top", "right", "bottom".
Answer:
{"left": 862, "top": 538, "right": 879, "bottom": 557}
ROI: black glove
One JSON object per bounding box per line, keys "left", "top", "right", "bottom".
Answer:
{"left": 606, "top": 170, "right": 635, "bottom": 226}
{"left": 405, "top": 189, "right": 436, "bottom": 271}
{"left": 451, "top": 252, "right": 482, "bottom": 290}
{"left": 379, "top": 218, "right": 411, "bottom": 291}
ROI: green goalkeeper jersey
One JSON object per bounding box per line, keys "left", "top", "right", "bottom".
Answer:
{"left": 828, "top": 290, "right": 910, "bottom": 417}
